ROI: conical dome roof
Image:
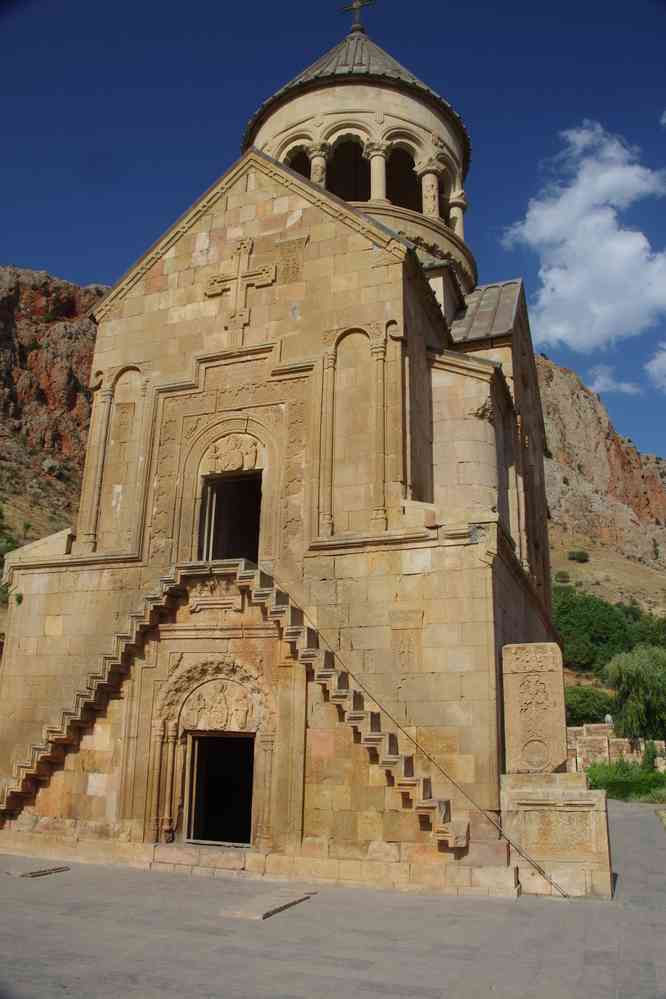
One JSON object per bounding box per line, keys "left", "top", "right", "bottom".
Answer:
{"left": 242, "top": 31, "right": 471, "bottom": 172}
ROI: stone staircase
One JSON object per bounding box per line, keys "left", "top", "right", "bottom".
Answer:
{"left": 0, "top": 559, "right": 517, "bottom": 894}
{"left": 239, "top": 563, "right": 472, "bottom": 853}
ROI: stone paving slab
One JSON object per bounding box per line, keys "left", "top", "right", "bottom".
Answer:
{"left": 0, "top": 801, "right": 664, "bottom": 998}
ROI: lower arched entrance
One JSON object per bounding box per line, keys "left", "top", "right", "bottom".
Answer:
{"left": 187, "top": 732, "right": 254, "bottom": 844}
{"left": 150, "top": 655, "right": 277, "bottom": 848}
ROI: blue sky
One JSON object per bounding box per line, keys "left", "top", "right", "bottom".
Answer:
{"left": 2, "top": 0, "right": 665, "bottom": 455}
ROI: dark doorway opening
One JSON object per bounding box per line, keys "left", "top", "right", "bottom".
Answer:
{"left": 188, "top": 734, "right": 254, "bottom": 844}
{"left": 198, "top": 471, "right": 262, "bottom": 563}
{"left": 327, "top": 140, "right": 370, "bottom": 202}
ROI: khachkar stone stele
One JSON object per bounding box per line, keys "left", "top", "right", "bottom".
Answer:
{"left": 502, "top": 643, "right": 567, "bottom": 774}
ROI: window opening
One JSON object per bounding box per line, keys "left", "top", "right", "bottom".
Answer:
{"left": 327, "top": 140, "right": 370, "bottom": 202}
{"left": 386, "top": 148, "right": 420, "bottom": 212}
{"left": 286, "top": 149, "right": 310, "bottom": 180}
{"left": 187, "top": 734, "right": 254, "bottom": 844}
{"left": 199, "top": 471, "right": 262, "bottom": 563}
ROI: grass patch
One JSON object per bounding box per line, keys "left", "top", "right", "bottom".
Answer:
{"left": 587, "top": 759, "right": 666, "bottom": 801}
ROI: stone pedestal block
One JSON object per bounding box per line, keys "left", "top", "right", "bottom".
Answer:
{"left": 500, "top": 773, "right": 613, "bottom": 898}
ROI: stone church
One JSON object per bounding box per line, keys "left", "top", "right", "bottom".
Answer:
{"left": 0, "top": 17, "right": 611, "bottom": 896}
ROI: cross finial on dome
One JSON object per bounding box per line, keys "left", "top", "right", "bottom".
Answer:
{"left": 341, "top": 0, "right": 375, "bottom": 33}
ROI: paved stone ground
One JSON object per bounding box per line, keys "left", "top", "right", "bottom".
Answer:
{"left": 0, "top": 800, "right": 664, "bottom": 999}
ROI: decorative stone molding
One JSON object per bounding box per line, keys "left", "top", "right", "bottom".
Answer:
{"left": 186, "top": 575, "right": 243, "bottom": 614}
{"left": 414, "top": 155, "right": 447, "bottom": 178}
{"left": 175, "top": 413, "right": 281, "bottom": 564}
{"left": 363, "top": 140, "right": 389, "bottom": 159}
{"left": 306, "top": 143, "right": 329, "bottom": 186}
{"left": 306, "top": 142, "right": 329, "bottom": 159}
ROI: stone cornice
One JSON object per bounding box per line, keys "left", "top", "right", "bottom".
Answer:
{"left": 354, "top": 201, "right": 477, "bottom": 291}
{"left": 428, "top": 348, "right": 499, "bottom": 382}
{"left": 92, "top": 149, "right": 409, "bottom": 324}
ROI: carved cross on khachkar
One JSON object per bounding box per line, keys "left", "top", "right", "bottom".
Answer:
{"left": 205, "top": 239, "right": 276, "bottom": 337}
{"left": 341, "top": 0, "right": 375, "bottom": 33}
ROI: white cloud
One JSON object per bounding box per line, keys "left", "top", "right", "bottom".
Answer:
{"left": 504, "top": 120, "right": 666, "bottom": 351}
{"left": 661, "top": 111, "right": 666, "bottom": 127}
{"left": 646, "top": 343, "right": 666, "bottom": 390}
{"left": 588, "top": 363, "right": 641, "bottom": 395}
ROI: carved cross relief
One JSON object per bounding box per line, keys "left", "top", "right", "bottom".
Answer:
{"left": 204, "top": 239, "right": 276, "bottom": 335}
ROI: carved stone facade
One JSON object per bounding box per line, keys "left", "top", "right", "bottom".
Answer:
{"left": 0, "top": 25, "right": 610, "bottom": 897}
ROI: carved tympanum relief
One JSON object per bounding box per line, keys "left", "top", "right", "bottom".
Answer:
{"left": 199, "top": 433, "right": 262, "bottom": 475}
{"left": 179, "top": 679, "right": 256, "bottom": 733}
{"left": 157, "top": 654, "right": 275, "bottom": 732}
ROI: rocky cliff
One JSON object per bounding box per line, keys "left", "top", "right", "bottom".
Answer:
{"left": 0, "top": 266, "right": 106, "bottom": 546}
{"left": 0, "top": 267, "right": 664, "bottom": 620}
{"left": 537, "top": 355, "right": 666, "bottom": 613}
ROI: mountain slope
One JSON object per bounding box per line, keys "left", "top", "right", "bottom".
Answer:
{"left": 0, "top": 267, "right": 107, "bottom": 631}
{"left": 537, "top": 355, "right": 666, "bottom": 614}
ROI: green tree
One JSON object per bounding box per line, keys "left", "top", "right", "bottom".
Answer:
{"left": 565, "top": 686, "right": 616, "bottom": 726}
{"left": 553, "top": 586, "right": 635, "bottom": 672}
{"left": 602, "top": 646, "right": 666, "bottom": 740}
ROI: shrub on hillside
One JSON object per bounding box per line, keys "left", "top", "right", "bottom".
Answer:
{"left": 602, "top": 645, "right": 666, "bottom": 740}
{"left": 565, "top": 686, "right": 616, "bottom": 726}
{"left": 554, "top": 571, "right": 571, "bottom": 584}
{"left": 553, "top": 586, "right": 636, "bottom": 672}
{"left": 568, "top": 550, "right": 588, "bottom": 563}
{"left": 552, "top": 587, "right": 666, "bottom": 673}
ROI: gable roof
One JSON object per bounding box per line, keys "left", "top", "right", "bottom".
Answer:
{"left": 92, "top": 149, "right": 410, "bottom": 323}
{"left": 449, "top": 280, "right": 524, "bottom": 343}
{"left": 242, "top": 31, "right": 471, "bottom": 176}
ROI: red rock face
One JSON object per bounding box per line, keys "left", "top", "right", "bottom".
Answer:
{"left": 537, "top": 355, "right": 666, "bottom": 569}
{"left": 0, "top": 266, "right": 107, "bottom": 525}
